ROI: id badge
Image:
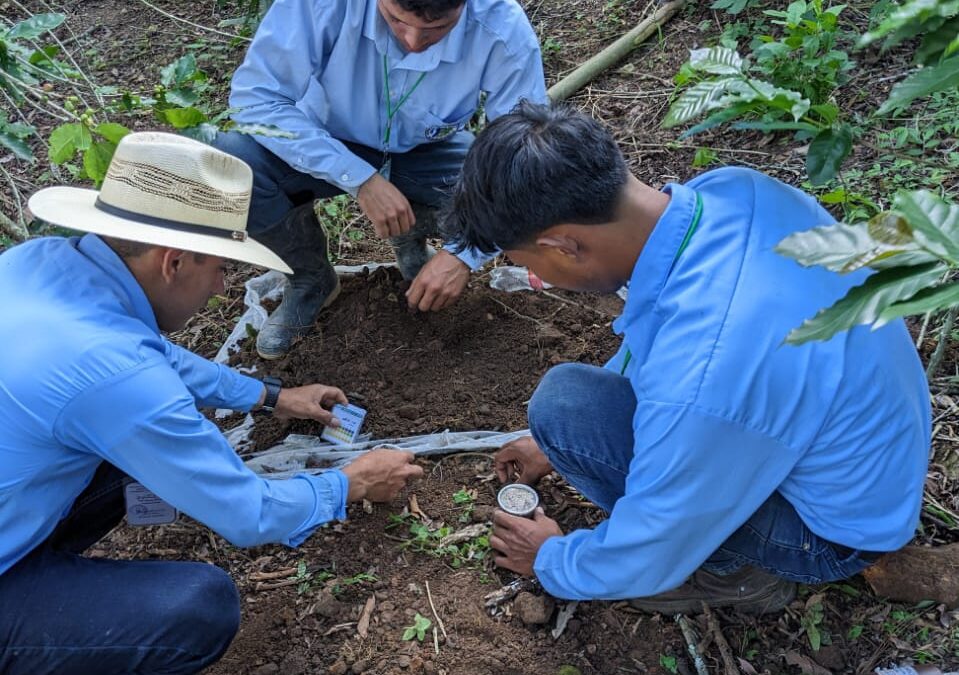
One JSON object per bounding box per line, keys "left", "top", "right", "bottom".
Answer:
{"left": 124, "top": 481, "right": 178, "bottom": 526}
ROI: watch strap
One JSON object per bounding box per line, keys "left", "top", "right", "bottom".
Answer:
{"left": 261, "top": 376, "right": 282, "bottom": 413}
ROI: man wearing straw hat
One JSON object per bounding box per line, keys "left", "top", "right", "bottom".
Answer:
{"left": 213, "top": 0, "right": 547, "bottom": 359}
{"left": 0, "top": 132, "right": 422, "bottom": 674}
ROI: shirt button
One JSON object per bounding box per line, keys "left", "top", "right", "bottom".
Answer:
{"left": 341, "top": 173, "right": 350, "bottom": 181}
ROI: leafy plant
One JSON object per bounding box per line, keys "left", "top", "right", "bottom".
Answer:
{"left": 801, "top": 597, "right": 825, "bottom": 651}
{"left": 659, "top": 654, "right": 679, "bottom": 674}
{"left": 664, "top": 45, "right": 852, "bottom": 184}
{"left": 859, "top": 0, "right": 959, "bottom": 114}
{"left": 710, "top": 0, "right": 763, "bottom": 14}
{"left": 776, "top": 190, "right": 959, "bottom": 364}
{"left": 452, "top": 487, "right": 476, "bottom": 523}
{"left": 401, "top": 612, "right": 432, "bottom": 642}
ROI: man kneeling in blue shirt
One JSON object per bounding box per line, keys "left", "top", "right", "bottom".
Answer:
{"left": 213, "top": 0, "right": 547, "bottom": 360}
{"left": 0, "top": 132, "right": 422, "bottom": 674}
{"left": 445, "top": 102, "right": 931, "bottom": 614}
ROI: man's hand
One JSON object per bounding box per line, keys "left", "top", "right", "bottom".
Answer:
{"left": 490, "top": 507, "right": 563, "bottom": 577}
{"left": 357, "top": 173, "right": 415, "bottom": 238}
{"left": 342, "top": 448, "right": 424, "bottom": 502}
{"left": 406, "top": 250, "right": 470, "bottom": 312}
{"left": 273, "top": 385, "right": 348, "bottom": 424}
{"left": 495, "top": 436, "right": 553, "bottom": 485}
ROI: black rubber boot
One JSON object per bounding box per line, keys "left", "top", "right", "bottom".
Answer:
{"left": 252, "top": 203, "right": 340, "bottom": 360}
{"left": 390, "top": 204, "right": 438, "bottom": 281}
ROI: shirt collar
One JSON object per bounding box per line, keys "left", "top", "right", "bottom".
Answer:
{"left": 76, "top": 234, "right": 160, "bottom": 334}
{"left": 613, "top": 182, "right": 697, "bottom": 335}
{"left": 363, "top": 0, "right": 468, "bottom": 71}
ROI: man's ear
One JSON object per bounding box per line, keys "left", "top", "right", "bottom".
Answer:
{"left": 536, "top": 233, "right": 582, "bottom": 260}
{"left": 158, "top": 248, "right": 187, "bottom": 284}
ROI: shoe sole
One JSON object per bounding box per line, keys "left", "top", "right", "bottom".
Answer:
{"left": 255, "top": 278, "right": 342, "bottom": 361}
{"left": 628, "top": 581, "right": 796, "bottom": 616}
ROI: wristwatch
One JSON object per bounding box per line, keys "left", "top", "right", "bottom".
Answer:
{"left": 260, "top": 376, "right": 282, "bottom": 413}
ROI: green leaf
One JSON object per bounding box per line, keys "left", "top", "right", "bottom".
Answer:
{"left": 161, "top": 53, "right": 201, "bottom": 87}
{"left": 4, "top": 13, "right": 65, "bottom": 41}
{"left": 916, "top": 16, "right": 959, "bottom": 64}
{"left": 731, "top": 120, "right": 820, "bottom": 133}
{"left": 688, "top": 46, "right": 744, "bottom": 75}
{"left": 663, "top": 78, "right": 738, "bottom": 127}
{"left": 784, "top": 263, "right": 947, "bottom": 344}
{"left": 775, "top": 218, "right": 916, "bottom": 274}
{"left": 231, "top": 122, "right": 297, "bottom": 139}
{"left": 28, "top": 44, "right": 59, "bottom": 66}
{"left": 875, "top": 282, "right": 959, "bottom": 328}
{"left": 0, "top": 130, "right": 33, "bottom": 161}
{"left": 181, "top": 122, "right": 219, "bottom": 144}
{"left": 164, "top": 88, "right": 199, "bottom": 108}
{"left": 806, "top": 125, "right": 853, "bottom": 185}
{"left": 94, "top": 122, "right": 129, "bottom": 144}
{"left": 879, "top": 59, "right": 959, "bottom": 114}
{"left": 160, "top": 106, "right": 207, "bottom": 129}
{"left": 810, "top": 103, "right": 839, "bottom": 124}
{"left": 82, "top": 141, "right": 116, "bottom": 187}
{"left": 48, "top": 123, "right": 92, "bottom": 164}
{"left": 891, "top": 190, "right": 959, "bottom": 263}
{"left": 678, "top": 102, "right": 755, "bottom": 138}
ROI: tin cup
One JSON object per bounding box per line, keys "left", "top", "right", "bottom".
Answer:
{"left": 497, "top": 483, "right": 540, "bottom": 518}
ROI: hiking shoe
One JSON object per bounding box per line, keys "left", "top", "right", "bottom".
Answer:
{"left": 256, "top": 275, "right": 340, "bottom": 360}
{"left": 628, "top": 566, "right": 796, "bottom": 615}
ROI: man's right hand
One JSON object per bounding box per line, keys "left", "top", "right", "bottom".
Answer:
{"left": 342, "top": 448, "right": 424, "bottom": 502}
{"left": 494, "top": 436, "right": 553, "bottom": 485}
{"left": 357, "top": 173, "right": 415, "bottom": 239}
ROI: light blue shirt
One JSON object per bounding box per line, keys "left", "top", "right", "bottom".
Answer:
{"left": 0, "top": 234, "right": 348, "bottom": 575}
{"left": 534, "top": 167, "right": 931, "bottom": 600}
{"left": 228, "top": 0, "right": 546, "bottom": 269}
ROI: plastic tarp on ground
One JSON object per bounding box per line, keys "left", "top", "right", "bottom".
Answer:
{"left": 217, "top": 267, "right": 533, "bottom": 477}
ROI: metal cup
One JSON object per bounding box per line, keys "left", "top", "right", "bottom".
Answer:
{"left": 497, "top": 483, "right": 540, "bottom": 518}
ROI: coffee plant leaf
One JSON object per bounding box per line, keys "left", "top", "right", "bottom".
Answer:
{"left": 875, "top": 281, "right": 959, "bottom": 328}
{"left": 3, "top": 13, "right": 65, "bottom": 41}
{"left": 48, "top": 122, "right": 91, "bottom": 164}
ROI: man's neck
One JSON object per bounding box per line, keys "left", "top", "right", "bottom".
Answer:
{"left": 601, "top": 176, "right": 670, "bottom": 280}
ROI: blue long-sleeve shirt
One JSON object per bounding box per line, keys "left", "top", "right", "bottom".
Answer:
{"left": 228, "top": 0, "right": 547, "bottom": 270}
{"left": 0, "top": 234, "right": 348, "bottom": 575}
{"left": 533, "top": 167, "right": 931, "bottom": 600}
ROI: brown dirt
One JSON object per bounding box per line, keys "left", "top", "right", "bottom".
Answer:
{"left": 231, "top": 265, "right": 621, "bottom": 451}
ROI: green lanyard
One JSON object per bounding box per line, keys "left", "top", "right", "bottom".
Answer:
{"left": 620, "top": 191, "right": 704, "bottom": 375}
{"left": 382, "top": 54, "right": 427, "bottom": 146}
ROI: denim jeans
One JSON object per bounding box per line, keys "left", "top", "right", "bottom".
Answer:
{"left": 211, "top": 130, "right": 473, "bottom": 237}
{"left": 0, "top": 463, "right": 240, "bottom": 674}
{"left": 528, "top": 362, "right": 879, "bottom": 584}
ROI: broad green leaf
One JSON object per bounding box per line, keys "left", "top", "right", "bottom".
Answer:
{"left": 867, "top": 212, "right": 915, "bottom": 247}
{"left": 875, "top": 282, "right": 959, "bottom": 328}
{"left": 731, "top": 120, "right": 820, "bottom": 133}
{"left": 4, "top": 13, "right": 65, "bottom": 41}
{"left": 784, "top": 263, "right": 947, "bottom": 344}
{"left": 181, "top": 122, "right": 219, "bottom": 144}
{"left": 0, "top": 131, "right": 33, "bottom": 161}
{"left": 164, "top": 88, "right": 199, "bottom": 108}
{"left": 48, "top": 122, "right": 92, "bottom": 164}
{"left": 161, "top": 54, "right": 201, "bottom": 87}
{"left": 915, "top": 16, "right": 959, "bottom": 64}
{"left": 688, "top": 46, "right": 744, "bottom": 75}
{"left": 678, "top": 102, "right": 755, "bottom": 138}
{"left": 806, "top": 125, "right": 853, "bottom": 185}
{"left": 82, "top": 141, "right": 116, "bottom": 187}
{"left": 810, "top": 103, "right": 839, "bottom": 124}
{"left": 891, "top": 190, "right": 959, "bottom": 263}
{"left": 878, "top": 58, "right": 959, "bottom": 113}
{"left": 716, "top": 78, "right": 810, "bottom": 119}
{"left": 869, "top": 250, "right": 938, "bottom": 269}
{"left": 231, "top": 122, "right": 297, "bottom": 139}
{"left": 775, "top": 220, "right": 915, "bottom": 274}
{"left": 860, "top": 0, "right": 959, "bottom": 48}
{"left": 161, "top": 106, "right": 207, "bottom": 129}
{"left": 94, "top": 122, "right": 129, "bottom": 144}
{"left": 663, "top": 78, "right": 737, "bottom": 127}
{"left": 27, "top": 44, "right": 59, "bottom": 66}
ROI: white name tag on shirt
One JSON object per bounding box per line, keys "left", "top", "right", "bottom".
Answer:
{"left": 124, "top": 481, "right": 178, "bottom": 526}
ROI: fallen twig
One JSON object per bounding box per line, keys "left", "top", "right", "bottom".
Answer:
{"left": 483, "top": 577, "right": 538, "bottom": 609}
{"left": 702, "top": 603, "right": 741, "bottom": 675}
{"left": 249, "top": 567, "right": 297, "bottom": 581}
{"left": 425, "top": 581, "right": 449, "bottom": 640}
{"left": 357, "top": 595, "right": 375, "bottom": 638}
{"left": 253, "top": 578, "right": 300, "bottom": 591}
{"left": 675, "top": 613, "right": 709, "bottom": 675}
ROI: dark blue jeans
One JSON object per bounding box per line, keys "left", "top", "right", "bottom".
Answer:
{"left": 528, "top": 363, "right": 879, "bottom": 584}
{"left": 212, "top": 130, "right": 473, "bottom": 236}
{"left": 0, "top": 463, "right": 240, "bottom": 674}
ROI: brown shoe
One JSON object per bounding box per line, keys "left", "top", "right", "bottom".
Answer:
{"left": 628, "top": 566, "right": 796, "bottom": 615}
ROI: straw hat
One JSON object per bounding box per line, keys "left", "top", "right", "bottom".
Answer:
{"left": 28, "top": 132, "right": 292, "bottom": 273}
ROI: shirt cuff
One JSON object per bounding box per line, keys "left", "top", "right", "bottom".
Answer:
{"left": 285, "top": 469, "right": 349, "bottom": 547}
{"left": 327, "top": 156, "right": 378, "bottom": 197}
{"left": 445, "top": 243, "right": 496, "bottom": 271}
{"left": 231, "top": 371, "right": 266, "bottom": 412}
{"left": 532, "top": 535, "right": 579, "bottom": 600}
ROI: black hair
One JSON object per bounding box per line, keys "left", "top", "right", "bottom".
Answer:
{"left": 442, "top": 100, "right": 629, "bottom": 254}
{"left": 394, "top": 0, "right": 464, "bottom": 21}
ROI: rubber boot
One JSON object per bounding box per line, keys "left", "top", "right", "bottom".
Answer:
{"left": 252, "top": 203, "right": 341, "bottom": 360}
{"left": 391, "top": 204, "right": 438, "bottom": 281}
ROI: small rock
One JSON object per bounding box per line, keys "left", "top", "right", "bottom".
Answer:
{"left": 351, "top": 660, "right": 368, "bottom": 674}
{"left": 397, "top": 404, "right": 419, "bottom": 420}
{"left": 423, "top": 662, "right": 437, "bottom": 674}
{"left": 513, "top": 591, "right": 555, "bottom": 625}
{"left": 328, "top": 661, "right": 348, "bottom": 675}
{"left": 586, "top": 644, "right": 597, "bottom": 655}
{"left": 252, "top": 665, "right": 279, "bottom": 675}
{"left": 397, "top": 655, "right": 411, "bottom": 669}
{"left": 409, "top": 656, "right": 425, "bottom": 672}
{"left": 812, "top": 644, "right": 845, "bottom": 671}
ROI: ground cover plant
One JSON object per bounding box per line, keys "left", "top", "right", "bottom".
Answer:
{"left": 3, "top": 0, "right": 959, "bottom": 673}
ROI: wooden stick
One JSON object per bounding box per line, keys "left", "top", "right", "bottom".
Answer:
{"left": 548, "top": 0, "right": 686, "bottom": 102}
{"left": 702, "top": 603, "right": 741, "bottom": 675}
{"left": 425, "top": 581, "right": 449, "bottom": 640}
{"left": 674, "top": 613, "right": 709, "bottom": 675}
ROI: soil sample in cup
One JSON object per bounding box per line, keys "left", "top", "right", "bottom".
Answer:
{"left": 497, "top": 483, "right": 539, "bottom": 518}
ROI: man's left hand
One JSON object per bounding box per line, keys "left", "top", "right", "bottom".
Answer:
{"left": 406, "top": 250, "right": 469, "bottom": 312}
{"left": 273, "top": 384, "right": 348, "bottom": 424}
{"left": 490, "top": 507, "right": 564, "bottom": 577}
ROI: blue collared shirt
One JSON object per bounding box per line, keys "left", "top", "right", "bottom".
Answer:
{"left": 228, "top": 0, "right": 546, "bottom": 269}
{"left": 0, "top": 234, "right": 348, "bottom": 575}
{"left": 534, "top": 167, "right": 931, "bottom": 600}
